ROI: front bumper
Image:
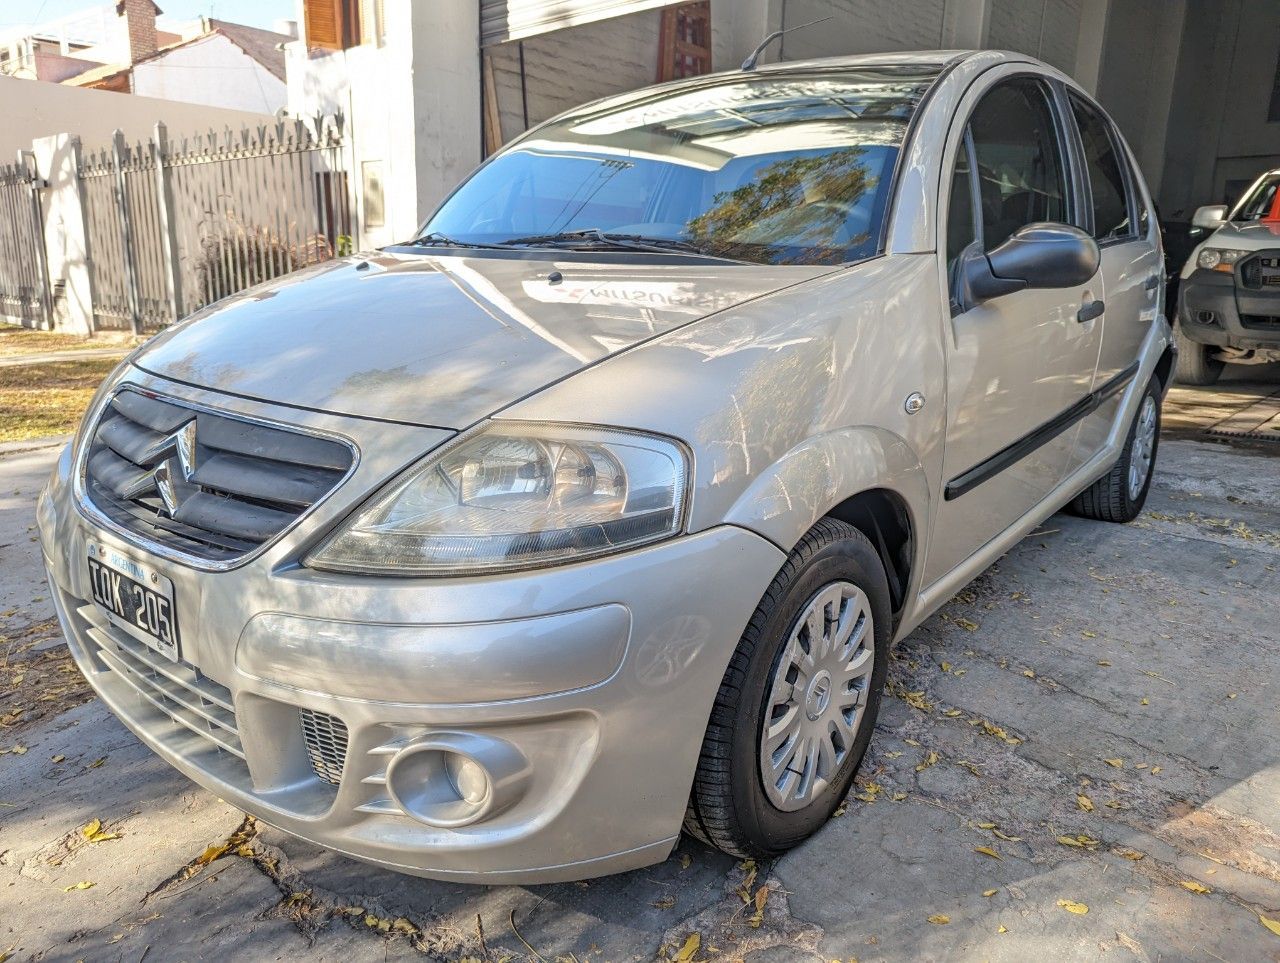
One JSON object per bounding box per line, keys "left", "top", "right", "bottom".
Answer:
{"left": 38, "top": 372, "right": 786, "bottom": 883}
{"left": 1178, "top": 265, "right": 1280, "bottom": 348}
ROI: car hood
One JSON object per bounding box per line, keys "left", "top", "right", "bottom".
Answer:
{"left": 133, "top": 252, "right": 832, "bottom": 429}
{"left": 1208, "top": 220, "right": 1280, "bottom": 249}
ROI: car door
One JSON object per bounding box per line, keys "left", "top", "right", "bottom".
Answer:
{"left": 1065, "top": 91, "right": 1164, "bottom": 468}
{"left": 923, "top": 74, "right": 1103, "bottom": 587}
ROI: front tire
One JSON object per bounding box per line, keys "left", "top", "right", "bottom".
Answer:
{"left": 684, "top": 518, "right": 891, "bottom": 858}
{"left": 1174, "top": 321, "right": 1224, "bottom": 385}
{"left": 1070, "top": 378, "right": 1161, "bottom": 523}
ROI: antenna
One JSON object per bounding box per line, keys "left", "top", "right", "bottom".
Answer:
{"left": 741, "top": 16, "right": 833, "bottom": 71}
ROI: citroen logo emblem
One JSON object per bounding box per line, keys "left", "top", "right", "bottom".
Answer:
{"left": 120, "top": 419, "right": 199, "bottom": 517}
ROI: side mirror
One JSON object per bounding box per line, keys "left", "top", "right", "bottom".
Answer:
{"left": 962, "top": 223, "right": 1100, "bottom": 304}
{"left": 1191, "top": 205, "right": 1228, "bottom": 231}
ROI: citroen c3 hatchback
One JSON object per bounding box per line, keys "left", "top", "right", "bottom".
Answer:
{"left": 40, "top": 50, "right": 1174, "bottom": 883}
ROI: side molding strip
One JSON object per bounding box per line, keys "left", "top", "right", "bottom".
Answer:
{"left": 944, "top": 360, "right": 1141, "bottom": 501}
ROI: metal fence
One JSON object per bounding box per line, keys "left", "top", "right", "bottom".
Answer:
{"left": 0, "top": 157, "right": 51, "bottom": 327}
{"left": 77, "top": 114, "right": 353, "bottom": 333}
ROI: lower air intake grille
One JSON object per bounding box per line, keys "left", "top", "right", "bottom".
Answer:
{"left": 300, "top": 709, "right": 349, "bottom": 786}
{"left": 82, "top": 388, "right": 354, "bottom": 563}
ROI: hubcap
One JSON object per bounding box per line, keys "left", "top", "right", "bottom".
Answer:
{"left": 1128, "top": 395, "right": 1158, "bottom": 501}
{"left": 759, "top": 581, "right": 875, "bottom": 812}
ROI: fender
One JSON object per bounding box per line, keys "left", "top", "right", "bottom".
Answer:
{"left": 721, "top": 424, "right": 930, "bottom": 575}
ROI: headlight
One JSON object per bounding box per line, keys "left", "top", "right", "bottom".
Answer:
{"left": 306, "top": 422, "right": 689, "bottom": 575}
{"left": 1197, "top": 247, "right": 1248, "bottom": 273}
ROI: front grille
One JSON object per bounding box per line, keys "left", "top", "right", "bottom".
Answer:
{"left": 300, "top": 709, "right": 349, "bottom": 786}
{"left": 1241, "top": 314, "right": 1280, "bottom": 330}
{"left": 82, "top": 389, "right": 353, "bottom": 563}
{"left": 77, "top": 602, "right": 244, "bottom": 759}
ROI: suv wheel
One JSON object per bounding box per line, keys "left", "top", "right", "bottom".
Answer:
{"left": 1174, "top": 321, "right": 1224, "bottom": 385}
{"left": 684, "top": 518, "right": 890, "bottom": 857}
{"left": 1070, "top": 378, "right": 1161, "bottom": 523}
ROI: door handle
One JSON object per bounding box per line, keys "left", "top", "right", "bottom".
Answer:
{"left": 1077, "top": 300, "right": 1105, "bottom": 323}
{"left": 1143, "top": 275, "right": 1160, "bottom": 292}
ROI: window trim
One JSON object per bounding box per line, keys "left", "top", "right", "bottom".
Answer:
{"left": 1064, "top": 88, "right": 1141, "bottom": 247}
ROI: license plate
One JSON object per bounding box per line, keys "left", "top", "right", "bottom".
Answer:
{"left": 87, "top": 545, "right": 181, "bottom": 662}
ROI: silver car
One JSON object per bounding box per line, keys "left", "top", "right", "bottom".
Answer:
{"left": 39, "top": 50, "right": 1173, "bottom": 884}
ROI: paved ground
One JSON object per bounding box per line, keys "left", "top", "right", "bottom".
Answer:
{"left": 3, "top": 373, "right": 1280, "bottom": 962}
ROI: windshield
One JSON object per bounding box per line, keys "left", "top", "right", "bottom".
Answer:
{"left": 420, "top": 67, "right": 939, "bottom": 266}
{"left": 1232, "top": 174, "right": 1280, "bottom": 221}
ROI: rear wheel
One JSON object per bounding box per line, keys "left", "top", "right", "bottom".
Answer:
{"left": 1070, "top": 378, "right": 1161, "bottom": 523}
{"left": 1174, "top": 321, "right": 1224, "bottom": 385}
{"left": 684, "top": 519, "right": 890, "bottom": 858}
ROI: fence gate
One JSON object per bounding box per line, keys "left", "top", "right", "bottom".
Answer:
{"left": 0, "top": 156, "right": 51, "bottom": 327}
{"left": 77, "top": 115, "right": 352, "bottom": 334}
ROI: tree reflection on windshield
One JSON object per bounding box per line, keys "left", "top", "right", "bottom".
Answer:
{"left": 688, "top": 148, "right": 877, "bottom": 264}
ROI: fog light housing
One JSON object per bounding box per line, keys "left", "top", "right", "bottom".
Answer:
{"left": 385, "top": 732, "right": 531, "bottom": 828}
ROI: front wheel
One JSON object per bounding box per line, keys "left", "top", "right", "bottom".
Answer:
{"left": 684, "top": 518, "right": 891, "bottom": 858}
{"left": 1070, "top": 378, "right": 1161, "bottom": 523}
{"left": 1174, "top": 321, "right": 1224, "bottom": 385}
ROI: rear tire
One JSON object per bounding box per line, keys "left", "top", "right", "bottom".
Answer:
{"left": 1070, "top": 378, "right": 1161, "bottom": 523}
{"left": 1173, "top": 321, "right": 1224, "bottom": 385}
{"left": 684, "top": 518, "right": 891, "bottom": 858}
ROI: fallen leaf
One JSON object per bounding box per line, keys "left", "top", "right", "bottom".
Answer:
{"left": 982, "top": 888, "right": 998, "bottom": 897}
{"left": 197, "top": 843, "right": 229, "bottom": 866}
{"left": 997, "top": 925, "right": 1008, "bottom": 934}
{"left": 652, "top": 895, "right": 676, "bottom": 909}
{"left": 943, "top": 709, "right": 962, "bottom": 718}
{"left": 81, "top": 819, "right": 121, "bottom": 843}
{"left": 975, "top": 822, "right": 996, "bottom": 830}
{"left": 904, "top": 738, "right": 921, "bottom": 747}
{"left": 902, "top": 690, "right": 933, "bottom": 712}
{"left": 1104, "top": 758, "right": 1124, "bottom": 768}
{"left": 680, "top": 853, "right": 692, "bottom": 869}
{"left": 1056, "top": 834, "right": 1100, "bottom": 849}
{"left": 1082, "top": 631, "right": 1098, "bottom": 639}
{"left": 87, "top": 757, "right": 106, "bottom": 769}
{"left": 672, "top": 933, "right": 701, "bottom": 962}
{"left": 51, "top": 754, "right": 65, "bottom": 763}
{"left": 1140, "top": 698, "right": 1149, "bottom": 706}
{"left": 892, "top": 791, "right": 907, "bottom": 801}
{"left": 1077, "top": 794, "right": 1094, "bottom": 812}
{"left": 992, "top": 829, "right": 1022, "bottom": 842}
{"left": 956, "top": 618, "right": 979, "bottom": 632}
{"left": 748, "top": 885, "right": 770, "bottom": 928}
{"left": 11, "top": 746, "right": 26, "bottom": 756}
{"left": 974, "top": 846, "right": 1001, "bottom": 860}
{"left": 1117, "top": 932, "right": 1143, "bottom": 955}
{"left": 927, "top": 914, "right": 950, "bottom": 925}
{"left": 63, "top": 881, "right": 94, "bottom": 892}
{"left": 1114, "top": 848, "right": 1144, "bottom": 861}
{"left": 1260, "top": 914, "right": 1280, "bottom": 938}
{"left": 1057, "top": 899, "right": 1088, "bottom": 915}
{"left": 1022, "top": 669, "right": 1035, "bottom": 679}
{"left": 1151, "top": 766, "right": 1162, "bottom": 775}
{"left": 1180, "top": 880, "right": 1211, "bottom": 894}
{"left": 1097, "top": 660, "right": 1111, "bottom": 666}
{"left": 915, "top": 751, "right": 940, "bottom": 773}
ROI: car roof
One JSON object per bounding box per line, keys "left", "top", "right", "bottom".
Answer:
{"left": 752, "top": 49, "right": 973, "bottom": 73}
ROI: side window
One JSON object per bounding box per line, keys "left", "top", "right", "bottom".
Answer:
{"left": 1070, "top": 96, "right": 1133, "bottom": 240}
{"left": 967, "top": 79, "right": 1069, "bottom": 251}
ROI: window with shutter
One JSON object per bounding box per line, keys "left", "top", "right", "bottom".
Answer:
{"left": 658, "top": 2, "right": 712, "bottom": 82}
{"left": 303, "top": 0, "right": 362, "bottom": 50}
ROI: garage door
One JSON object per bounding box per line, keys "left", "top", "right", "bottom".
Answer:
{"left": 480, "top": 0, "right": 678, "bottom": 46}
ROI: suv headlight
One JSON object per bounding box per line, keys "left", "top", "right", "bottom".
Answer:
{"left": 1197, "top": 247, "right": 1249, "bottom": 273}
{"left": 306, "top": 422, "right": 690, "bottom": 576}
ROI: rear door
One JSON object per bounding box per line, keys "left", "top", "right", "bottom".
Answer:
{"left": 924, "top": 73, "right": 1104, "bottom": 587}
{"left": 1066, "top": 92, "right": 1163, "bottom": 468}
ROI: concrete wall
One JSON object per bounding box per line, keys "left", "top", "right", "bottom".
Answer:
{"left": 132, "top": 34, "right": 288, "bottom": 114}
{"left": 1154, "top": 0, "right": 1280, "bottom": 219}
{"left": 0, "top": 74, "right": 274, "bottom": 160}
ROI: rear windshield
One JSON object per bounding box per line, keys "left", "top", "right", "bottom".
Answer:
{"left": 420, "top": 67, "right": 939, "bottom": 266}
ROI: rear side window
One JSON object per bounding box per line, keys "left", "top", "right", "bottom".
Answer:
{"left": 967, "top": 78, "right": 1070, "bottom": 251}
{"left": 1070, "top": 96, "right": 1132, "bottom": 240}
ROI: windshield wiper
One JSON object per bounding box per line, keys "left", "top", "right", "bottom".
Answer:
{"left": 408, "top": 232, "right": 512, "bottom": 250}
{"left": 500, "top": 228, "right": 729, "bottom": 258}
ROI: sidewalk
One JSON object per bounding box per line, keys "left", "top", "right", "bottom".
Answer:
{"left": 0, "top": 347, "right": 130, "bottom": 368}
